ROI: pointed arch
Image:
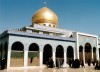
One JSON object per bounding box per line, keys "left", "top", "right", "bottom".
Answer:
{"left": 28, "top": 43, "right": 39, "bottom": 66}
{"left": 79, "top": 45, "right": 83, "bottom": 61}
{"left": 67, "top": 46, "right": 74, "bottom": 63}
{"left": 43, "top": 44, "right": 52, "bottom": 64}
{"left": 84, "top": 43, "right": 92, "bottom": 63}
{"left": 4, "top": 42, "right": 8, "bottom": 68}
{"left": 56, "top": 45, "right": 64, "bottom": 67}
{"left": 93, "top": 47, "right": 96, "bottom": 61}
{"left": 0, "top": 44, "right": 3, "bottom": 62}
{"left": 11, "top": 41, "right": 24, "bottom": 67}
{"left": 56, "top": 45, "right": 64, "bottom": 58}
{"left": 4, "top": 42, "right": 8, "bottom": 58}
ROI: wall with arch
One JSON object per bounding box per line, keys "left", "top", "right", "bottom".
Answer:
{"left": 77, "top": 33, "right": 99, "bottom": 63}
{"left": 6, "top": 34, "right": 76, "bottom": 68}
{"left": 0, "top": 36, "right": 9, "bottom": 69}
{"left": 8, "top": 35, "right": 75, "bottom": 52}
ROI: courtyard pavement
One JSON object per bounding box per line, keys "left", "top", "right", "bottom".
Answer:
{"left": 0, "top": 66, "right": 100, "bottom": 72}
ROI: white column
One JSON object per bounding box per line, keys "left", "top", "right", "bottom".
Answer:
{"left": 92, "top": 48, "right": 93, "bottom": 60}
{"left": 83, "top": 48, "right": 85, "bottom": 66}
{"left": 96, "top": 48, "right": 99, "bottom": 60}
{"left": 96, "top": 37, "right": 99, "bottom": 60}
{"left": 24, "top": 50, "right": 28, "bottom": 67}
{"left": 96, "top": 48, "right": 100, "bottom": 60}
{"left": 63, "top": 51, "right": 67, "bottom": 67}
{"left": 7, "top": 44, "right": 11, "bottom": 69}
{"left": 76, "top": 33, "right": 79, "bottom": 59}
{"left": 53, "top": 51, "right": 56, "bottom": 66}
{"left": 40, "top": 50, "right": 43, "bottom": 66}
{"left": 77, "top": 47, "right": 79, "bottom": 59}
{"left": 74, "top": 48, "right": 76, "bottom": 60}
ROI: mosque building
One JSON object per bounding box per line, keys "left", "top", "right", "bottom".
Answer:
{"left": 0, "top": 2, "right": 100, "bottom": 69}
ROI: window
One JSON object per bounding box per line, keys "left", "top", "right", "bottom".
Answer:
{"left": 43, "top": 32, "right": 49, "bottom": 35}
{"left": 43, "top": 24, "right": 46, "bottom": 26}
{"left": 32, "top": 30, "right": 39, "bottom": 34}
{"left": 53, "top": 25, "right": 55, "bottom": 27}
{"left": 49, "top": 24, "right": 51, "bottom": 27}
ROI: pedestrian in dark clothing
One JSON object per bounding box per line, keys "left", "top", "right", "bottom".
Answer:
{"left": 47, "top": 58, "right": 54, "bottom": 68}
{"left": 76, "top": 59, "right": 80, "bottom": 68}
{"left": 88, "top": 59, "right": 91, "bottom": 66}
{"left": 56, "top": 58, "right": 60, "bottom": 68}
{"left": 95, "top": 61, "right": 99, "bottom": 70}
{"left": 98, "top": 62, "right": 100, "bottom": 69}
{"left": 30, "top": 58, "right": 33, "bottom": 63}
{"left": 60, "top": 58, "right": 64, "bottom": 68}
{"left": 0, "top": 60, "right": 1, "bottom": 69}
{"left": 49, "top": 58, "right": 54, "bottom": 68}
{"left": 92, "top": 59, "right": 95, "bottom": 66}
{"left": 81, "top": 60, "right": 85, "bottom": 68}
{"left": 69, "top": 59, "right": 72, "bottom": 67}
{"left": 1, "top": 58, "right": 6, "bottom": 70}
{"left": 72, "top": 59, "right": 74, "bottom": 68}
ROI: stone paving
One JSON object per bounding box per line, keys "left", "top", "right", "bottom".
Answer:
{"left": 0, "top": 66, "right": 100, "bottom": 72}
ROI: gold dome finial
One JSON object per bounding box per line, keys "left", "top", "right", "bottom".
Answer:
{"left": 43, "top": 1, "right": 46, "bottom": 7}
{"left": 32, "top": 2, "right": 58, "bottom": 28}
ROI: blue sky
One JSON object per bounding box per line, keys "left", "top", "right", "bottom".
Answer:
{"left": 0, "top": 0, "right": 100, "bottom": 36}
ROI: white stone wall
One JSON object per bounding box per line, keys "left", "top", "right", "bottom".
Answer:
{"left": 6, "top": 35, "right": 76, "bottom": 68}
{"left": 8, "top": 35, "right": 75, "bottom": 51}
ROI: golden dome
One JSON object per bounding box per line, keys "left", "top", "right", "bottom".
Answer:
{"left": 32, "top": 7, "right": 58, "bottom": 27}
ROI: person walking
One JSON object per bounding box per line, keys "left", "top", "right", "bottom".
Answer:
{"left": 56, "top": 58, "right": 60, "bottom": 69}
{"left": 88, "top": 59, "right": 91, "bottom": 66}
{"left": 81, "top": 60, "right": 85, "bottom": 68}
{"left": 1, "top": 58, "right": 6, "bottom": 70}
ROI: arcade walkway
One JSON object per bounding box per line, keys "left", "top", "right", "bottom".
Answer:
{"left": 0, "top": 66, "right": 100, "bottom": 72}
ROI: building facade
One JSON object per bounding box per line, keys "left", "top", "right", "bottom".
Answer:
{"left": 0, "top": 5, "right": 100, "bottom": 69}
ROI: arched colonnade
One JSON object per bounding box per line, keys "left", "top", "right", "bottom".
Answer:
{"left": 1, "top": 41, "right": 100, "bottom": 68}
{"left": 8, "top": 41, "right": 75, "bottom": 67}
{"left": 79, "top": 43, "right": 98, "bottom": 65}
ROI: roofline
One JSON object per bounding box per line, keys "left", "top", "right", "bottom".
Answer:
{"left": 0, "top": 30, "right": 76, "bottom": 42}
